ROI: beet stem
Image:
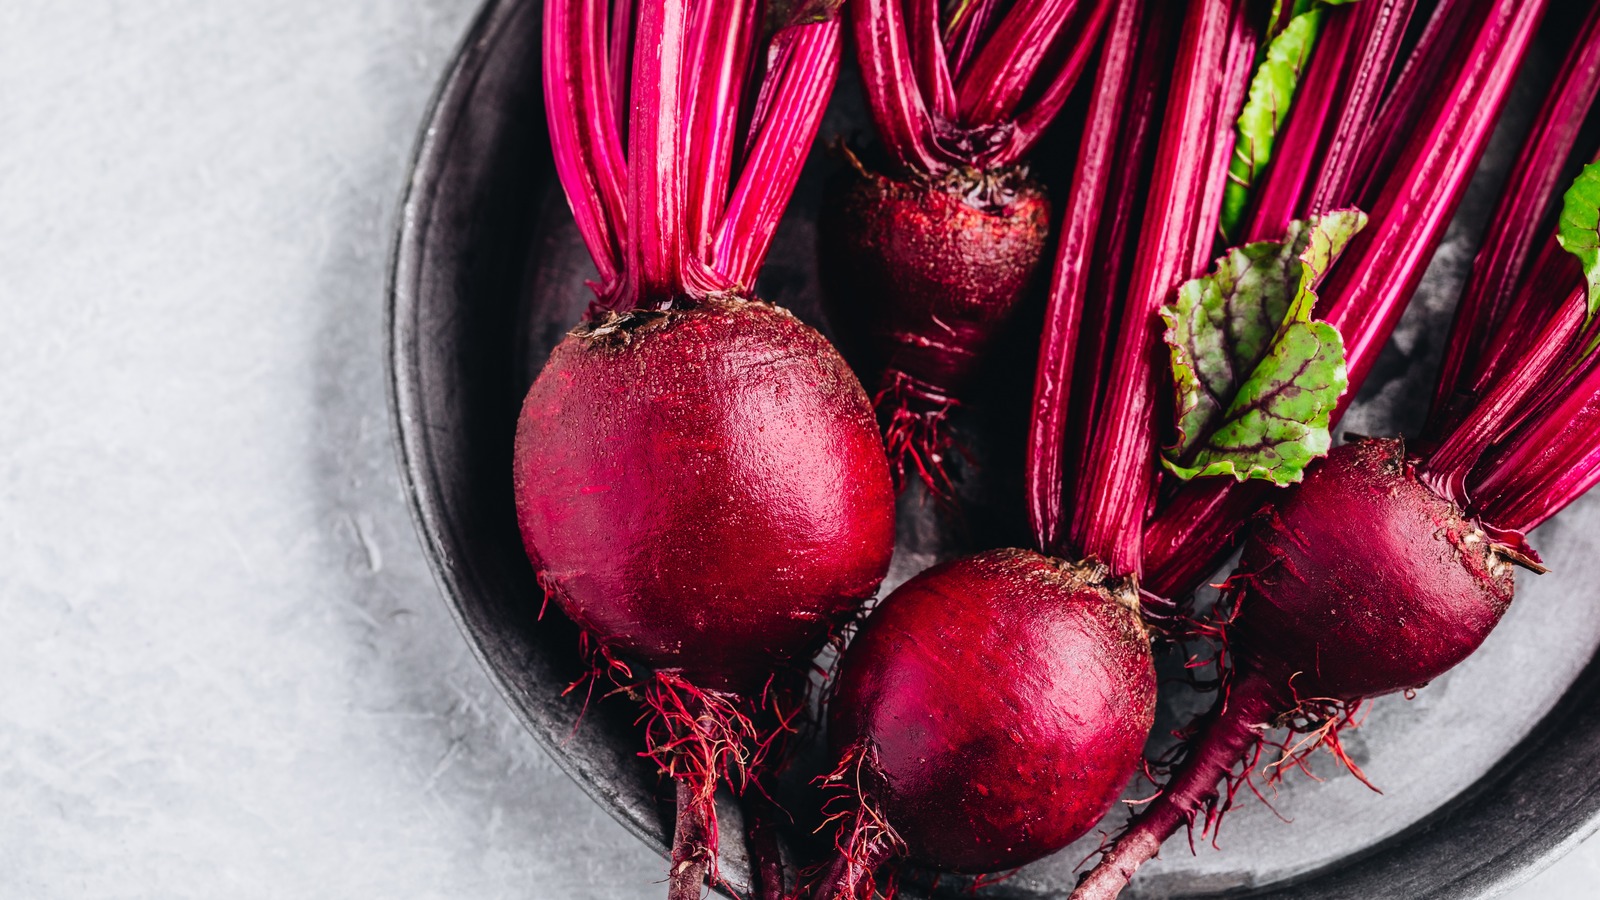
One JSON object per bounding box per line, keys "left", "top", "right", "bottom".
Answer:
{"left": 1351, "top": 0, "right": 1480, "bottom": 208}
{"left": 955, "top": 0, "right": 1082, "bottom": 127}
{"left": 681, "top": 0, "right": 759, "bottom": 290}
{"left": 1025, "top": 0, "right": 1147, "bottom": 557}
{"left": 1072, "top": 0, "right": 1238, "bottom": 575}
{"left": 1420, "top": 289, "right": 1587, "bottom": 501}
{"left": 1475, "top": 362, "right": 1600, "bottom": 533}
{"left": 1060, "top": 6, "right": 1179, "bottom": 524}
{"left": 906, "top": 0, "right": 957, "bottom": 118}
{"left": 1305, "top": 0, "right": 1419, "bottom": 216}
{"left": 711, "top": 19, "right": 843, "bottom": 290}
{"left": 993, "top": 0, "right": 1115, "bottom": 168}
{"left": 544, "top": 0, "right": 628, "bottom": 293}
{"left": 668, "top": 778, "right": 716, "bottom": 900}
{"left": 1070, "top": 672, "right": 1284, "bottom": 900}
{"left": 1427, "top": 5, "right": 1600, "bottom": 438}
{"left": 1242, "top": 5, "right": 1358, "bottom": 242}
{"left": 853, "top": 0, "right": 953, "bottom": 176}
{"left": 1193, "top": 6, "right": 1254, "bottom": 267}
{"left": 1323, "top": 0, "right": 1548, "bottom": 413}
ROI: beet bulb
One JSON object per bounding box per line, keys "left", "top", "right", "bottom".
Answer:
{"left": 809, "top": 549, "right": 1157, "bottom": 897}
{"left": 819, "top": 160, "right": 1051, "bottom": 496}
{"left": 1072, "top": 439, "right": 1517, "bottom": 899}
{"left": 515, "top": 298, "right": 896, "bottom": 897}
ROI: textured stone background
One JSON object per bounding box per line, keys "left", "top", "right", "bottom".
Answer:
{"left": 2, "top": 1, "right": 1597, "bottom": 897}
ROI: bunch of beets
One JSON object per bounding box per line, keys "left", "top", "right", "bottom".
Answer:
{"left": 511, "top": 0, "right": 1600, "bottom": 896}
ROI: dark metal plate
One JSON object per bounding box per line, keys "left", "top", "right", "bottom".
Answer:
{"left": 388, "top": 2, "right": 1600, "bottom": 895}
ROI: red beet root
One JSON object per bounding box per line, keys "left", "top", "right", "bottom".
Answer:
{"left": 811, "top": 549, "right": 1156, "bottom": 896}
{"left": 1072, "top": 439, "right": 1516, "bottom": 900}
{"left": 515, "top": 298, "right": 897, "bottom": 692}
{"left": 514, "top": 297, "right": 896, "bottom": 895}
{"left": 819, "top": 159, "right": 1050, "bottom": 496}
{"left": 1234, "top": 439, "right": 1515, "bottom": 700}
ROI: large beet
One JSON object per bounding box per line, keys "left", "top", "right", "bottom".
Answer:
{"left": 514, "top": 297, "right": 897, "bottom": 693}
{"left": 813, "top": 549, "right": 1157, "bottom": 895}
{"left": 1236, "top": 438, "right": 1515, "bottom": 700}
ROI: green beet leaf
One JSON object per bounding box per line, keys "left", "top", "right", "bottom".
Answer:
{"left": 1558, "top": 160, "right": 1600, "bottom": 318}
{"left": 1220, "top": 9, "right": 1323, "bottom": 242}
{"left": 1163, "top": 209, "right": 1365, "bottom": 485}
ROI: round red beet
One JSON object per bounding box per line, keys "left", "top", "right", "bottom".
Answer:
{"left": 513, "top": 297, "right": 897, "bottom": 693}
{"left": 1235, "top": 437, "right": 1517, "bottom": 700}
{"left": 1071, "top": 439, "right": 1522, "bottom": 900}
{"left": 818, "top": 158, "right": 1051, "bottom": 493}
{"left": 827, "top": 548, "right": 1157, "bottom": 876}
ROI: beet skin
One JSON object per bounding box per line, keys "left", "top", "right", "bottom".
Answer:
{"left": 827, "top": 549, "right": 1157, "bottom": 878}
{"left": 512, "top": 297, "right": 898, "bottom": 693}
{"left": 818, "top": 159, "right": 1051, "bottom": 492}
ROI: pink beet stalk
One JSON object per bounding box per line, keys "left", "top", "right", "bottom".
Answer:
{"left": 1475, "top": 358, "right": 1600, "bottom": 534}
{"left": 820, "top": 0, "right": 1112, "bottom": 498}
{"left": 1140, "top": 0, "right": 1547, "bottom": 599}
{"left": 1428, "top": 3, "right": 1600, "bottom": 437}
{"left": 1057, "top": 6, "right": 1181, "bottom": 527}
{"left": 1025, "top": 0, "right": 1150, "bottom": 557}
{"left": 1352, "top": 0, "right": 1479, "bottom": 207}
{"left": 1073, "top": 0, "right": 1243, "bottom": 576}
{"left": 1305, "top": 0, "right": 1419, "bottom": 215}
{"left": 529, "top": 4, "right": 896, "bottom": 900}
{"left": 1193, "top": 5, "right": 1254, "bottom": 266}
{"left": 1241, "top": 7, "right": 1358, "bottom": 243}
{"left": 1322, "top": 0, "right": 1545, "bottom": 411}
{"left": 544, "top": 0, "right": 628, "bottom": 297}
{"left": 1079, "top": 7, "right": 1574, "bottom": 895}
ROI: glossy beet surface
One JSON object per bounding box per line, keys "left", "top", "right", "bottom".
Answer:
{"left": 817, "top": 160, "right": 1050, "bottom": 408}
{"left": 828, "top": 549, "right": 1156, "bottom": 873}
{"left": 1237, "top": 438, "right": 1518, "bottom": 701}
{"left": 513, "top": 297, "right": 897, "bottom": 693}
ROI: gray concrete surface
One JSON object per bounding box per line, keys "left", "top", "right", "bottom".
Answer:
{"left": 0, "top": 1, "right": 1595, "bottom": 897}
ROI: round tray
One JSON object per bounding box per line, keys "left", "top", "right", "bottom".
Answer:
{"left": 388, "top": 2, "right": 1600, "bottom": 896}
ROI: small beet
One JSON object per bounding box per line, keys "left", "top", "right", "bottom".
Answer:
{"left": 1235, "top": 438, "right": 1515, "bottom": 700}
{"left": 819, "top": 158, "right": 1051, "bottom": 496}
{"left": 811, "top": 549, "right": 1157, "bottom": 896}
{"left": 1072, "top": 439, "right": 1519, "bottom": 900}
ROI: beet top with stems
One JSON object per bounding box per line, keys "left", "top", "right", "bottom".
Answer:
{"left": 522, "top": 1, "right": 897, "bottom": 898}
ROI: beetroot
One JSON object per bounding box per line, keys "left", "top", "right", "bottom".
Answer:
{"left": 810, "top": 550, "right": 1155, "bottom": 896}
{"left": 1075, "top": 5, "right": 1576, "bottom": 889}
{"left": 1140, "top": 0, "right": 1547, "bottom": 602}
{"left": 514, "top": 299, "right": 896, "bottom": 694}
{"left": 528, "top": 0, "right": 895, "bottom": 895}
{"left": 826, "top": 0, "right": 1112, "bottom": 498}
{"left": 514, "top": 303, "right": 896, "bottom": 898}
{"left": 1235, "top": 440, "right": 1513, "bottom": 700}
{"left": 819, "top": 162, "right": 1050, "bottom": 494}
{"left": 1073, "top": 440, "right": 1515, "bottom": 899}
